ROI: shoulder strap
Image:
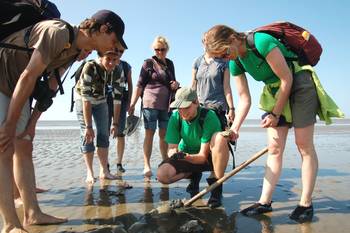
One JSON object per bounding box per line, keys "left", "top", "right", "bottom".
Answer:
{"left": 198, "top": 108, "right": 209, "bottom": 129}
{"left": 246, "top": 32, "right": 265, "bottom": 60}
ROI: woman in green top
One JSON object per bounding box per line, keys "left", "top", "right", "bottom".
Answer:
{"left": 203, "top": 25, "right": 319, "bottom": 222}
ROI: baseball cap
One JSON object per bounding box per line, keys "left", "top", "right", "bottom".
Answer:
{"left": 91, "top": 10, "right": 128, "bottom": 49}
{"left": 170, "top": 87, "right": 197, "bottom": 108}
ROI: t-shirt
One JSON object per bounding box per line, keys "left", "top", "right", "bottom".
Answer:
{"left": 75, "top": 60, "right": 108, "bottom": 105}
{"left": 165, "top": 107, "right": 221, "bottom": 154}
{"left": 0, "top": 20, "right": 80, "bottom": 96}
{"left": 106, "top": 60, "right": 131, "bottom": 104}
{"left": 229, "top": 32, "right": 297, "bottom": 84}
{"left": 137, "top": 57, "right": 176, "bottom": 111}
{"left": 193, "top": 55, "right": 228, "bottom": 110}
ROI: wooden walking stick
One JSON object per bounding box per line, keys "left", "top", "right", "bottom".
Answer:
{"left": 184, "top": 147, "right": 268, "bottom": 207}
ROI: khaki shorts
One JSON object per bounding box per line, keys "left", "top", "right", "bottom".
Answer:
{"left": 0, "top": 92, "right": 31, "bottom": 138}
{"left": 290, "top": 70, "right": 319, "bottom": 128}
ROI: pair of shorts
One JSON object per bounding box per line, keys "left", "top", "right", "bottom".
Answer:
{"left": 107, "top": 93, "right": 128, "bottom": 137}
{"left": 142, "top": 108, "right": 169, "bottom": 130}
{"left": 75, "top": 99, "right": 109, "bottom": 153}
{"left": 290, "top": 70, "right": 319, "bottom": 128}
{"left": 159, "top": 153, "right": 213, "bottom": 174}
{"left": 0, "top": 92, "right": 31, "bottom": 139}
{"left": 262, "top": 70, "right": 319, "bottom": 128}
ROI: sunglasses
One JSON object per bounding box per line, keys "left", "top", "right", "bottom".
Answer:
{"left": 115, "top": 49, "right": 124, "bottom": 54}
{"left": 154, "top": 48, "right": 167, "bottom": 52}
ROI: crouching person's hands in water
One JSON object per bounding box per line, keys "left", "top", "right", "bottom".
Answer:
{"left": 170, "top": 151, "right": 187, "bottom": 160}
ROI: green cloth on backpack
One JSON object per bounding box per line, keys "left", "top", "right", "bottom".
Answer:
{"left": 259, "top": 62, "right": 344, "bottom": 124}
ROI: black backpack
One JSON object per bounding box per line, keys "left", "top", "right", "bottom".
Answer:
{"left": 0, "top": 0, "right": 75, "bottom": 111}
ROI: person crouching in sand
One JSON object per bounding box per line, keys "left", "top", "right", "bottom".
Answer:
{"left": 157, "top": 87, "right": 230, "bottom": 208}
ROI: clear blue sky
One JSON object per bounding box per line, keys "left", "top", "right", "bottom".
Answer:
{"left": 42, "top": 0, "right": 349, "bottom": 120}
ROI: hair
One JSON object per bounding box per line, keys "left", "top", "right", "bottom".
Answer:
{"left": 79, "top": 18, "right": 113, "bottom": 36}
{"left": 152, "top": 36, "right": 170, "bottom": 50}
{"left": 204, "top": 25, "right": 246, "bottom": 56}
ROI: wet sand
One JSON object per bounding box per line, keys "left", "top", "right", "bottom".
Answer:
{"left": 2, "top": 119, "right": 350, "bottom": 232}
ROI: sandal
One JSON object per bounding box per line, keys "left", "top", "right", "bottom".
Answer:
{"left": 289, "top": 205, "right": 313, "bottom": 223}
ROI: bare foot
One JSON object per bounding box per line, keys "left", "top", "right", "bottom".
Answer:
{"left": 23, "top": 212, "right": 67, "bottom": 226}
{"left": 143, "top": 168, "right": 152, "bottom": 177}
{"left": 35, "top": 187, "right": 48, "bottom": 193}
{"left": 100, "top": 173, "right": 118, "bottom": 180}
{"left": 14, "top": 198, "right": 23, "bottom": 208}
{"left": 4, "top": 227, "right": 28, "bottom": 233}
{"left": 85, "top": 176, "right": 96, "bottom": 185}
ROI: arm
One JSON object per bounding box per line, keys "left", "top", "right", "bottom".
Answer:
{"left": 191, "top": 68, "right": 197, "bottom": 90}
{"left": 230, "top": 73, "right": 251, "bottom": 140}
{"left": 128, "top": 86, "right": 143, "bottom": 116}
{"left": 82, "top": 100, "right": 94, "bottom": 144}
{"left": 168, "top": 143, "right": 179, "bottom": 157}
{"left": 0, "top": 49, "right": 47, "bottom": 151}
{"left": 127, "top": 69, "right": 133, "bottom": 109}
{"left": 223, "top": 68, "right": 235, "bottom": 122}
{"left": 261, "top": 47, "right": 293, "bottom": 128}
{"left": 184, "top": 142, "right": 211, "bottom": 164}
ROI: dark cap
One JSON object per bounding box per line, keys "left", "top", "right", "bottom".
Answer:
{"left": 91, "top": 10, "right": 128, "bottom": 49}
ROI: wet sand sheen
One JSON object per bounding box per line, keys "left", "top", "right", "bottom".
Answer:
{"left": 2, "top": 120, "right": 350, "bottom": 232}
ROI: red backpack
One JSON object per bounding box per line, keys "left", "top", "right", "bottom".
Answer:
{"left": 235, "top": 21, "right": 323, "bottom": 71}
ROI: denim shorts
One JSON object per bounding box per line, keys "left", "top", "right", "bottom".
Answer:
{"left": 107, "top": 94, "right": 128, "bottom": 137}
{"left": 0, "top": 92, "right": 31, "bottom": 140}
{"left": 142, "top": 108, "right": 169, "bottom": 130}
{"left": 76, "top": 99, "right": 109, "bottom": 153}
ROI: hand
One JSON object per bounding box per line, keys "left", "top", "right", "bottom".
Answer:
{"left": 110, "top": 124, "right": 118, "bottom": 138}
{"left": 227, "top": 109, "right": 235, "bottom": 123}
{"left": 220, "top": 128, "right": 239, "bottom": 142}
{"left": 261, "top": 113, "right": 279, "bottom": 128}
{"left": 84, "top": 128, "right": 95, "bottom": 144}
{"left": 0, "top": 121, "right": 16, "bottom": 152}
{"left": 170, "top": 151, "right": 187, "bottom": 160}
{"left": 128, "top": 104, "right": 135, "bottom": 116}
{"left": 170, "top": 80, "right": 179, "bottom": 91}
{"left": 17, "top": 122, "right": 36, "bottom": 141}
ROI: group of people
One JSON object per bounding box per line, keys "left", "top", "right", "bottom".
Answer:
{"left": 0, "top": 6, "right": 343, "bottom": 233}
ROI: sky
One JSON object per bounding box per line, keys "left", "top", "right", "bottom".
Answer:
{"left": 41, "top": 0, "right": 349, "bottom": 120}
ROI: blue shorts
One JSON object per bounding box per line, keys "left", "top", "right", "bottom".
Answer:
{"left": 142, "top": 108, "right": 169, "bottom": 130}
{"left": 76, "top": 99, "right": 109, "bottom": 153}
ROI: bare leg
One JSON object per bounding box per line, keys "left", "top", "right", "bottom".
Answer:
{"left": 116, "top": 136, "right": 125, "bottom": 164}
{"left": 157, "top": 163, "right": 190, "bottom": 184}
{"left": 158, "top": 128, "right": 168, "bottom": 161}
{"left": 97, "top": 147, "right": 117, "bottom": 180}
{"left": 210, "top": 133, "right": 229, "bottom": 178}
{"left": 0, "top": 146, "right": 25, "bottom": 233}
{"left": 83, "top": 152, "right": 95, "bottom": 184}
{"left": 13, "top": 139, "right": 67, "bottom": 226}
{"left": 258, "top": 126, "right": 289, "bottom": 204}
{"left": 143, "top": 129, "right": 155, "bottom": 177}
{"left": 295, "top": 124, "right": 318, "bottom": 207}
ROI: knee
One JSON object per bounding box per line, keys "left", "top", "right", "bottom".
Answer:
{"left": 268, "top": 141, "right": 284, "bottom": 156}
{"left": 156, "top": 170, "right": 171, "bottom": 184}
{"left": 210, "top": 133, "right": 228, "bottom": 151}
{"left": 295, "top": 139, "right": 315, "bottom": 155}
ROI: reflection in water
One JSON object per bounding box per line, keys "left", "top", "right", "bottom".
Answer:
{"left": 79, "top": 182, "right": 277, "bottom": 233}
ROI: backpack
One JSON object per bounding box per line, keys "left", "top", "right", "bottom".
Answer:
{"left": 235, "top": 21, "right": 323, "bottom": 71}
{"left": 0, "top": 0, "right": 75, "bottom": 111}
{"left": 178, "top": 107, "right": 236, "bottom": 168}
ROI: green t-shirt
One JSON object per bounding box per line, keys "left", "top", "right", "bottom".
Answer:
{"left": 229, "top": 32, "right": 297, "bottom": 84}
{"left": 165, "top": 107, "right": 221, "bottom": 154}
